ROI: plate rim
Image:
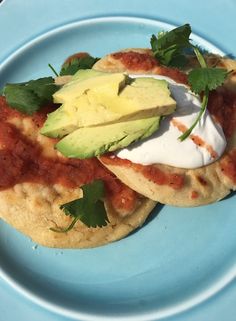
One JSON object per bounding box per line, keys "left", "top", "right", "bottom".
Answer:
{"left": 1, "top": 256, "right": 236, "bottom": 321}
{"left": 0, "top": 14, "right": 235, "bottom": 321}
{"left": 0, "top": 15, "right": 225, "bottom": 69}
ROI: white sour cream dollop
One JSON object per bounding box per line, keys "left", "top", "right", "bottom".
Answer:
{"left": 116, "top": 75, "right": 226, "bottom": 169}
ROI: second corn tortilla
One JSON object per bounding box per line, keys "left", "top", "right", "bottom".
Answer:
{"left": 94, "top": 49, "right": 236, "bottom": 206}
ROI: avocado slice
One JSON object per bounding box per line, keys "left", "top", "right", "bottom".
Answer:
{"left": 40, "top": 105, "right": 78, "bottom": 138}
{"left": 71, "top": 69, "right": 106, "bottom": 81}
{"left": 53, "top": 71, "right": 127, "bottom": 104}
{"left": 54, "top": 70, "right": 105, "bottom": 87}
{"left": 41, "top": 93, "right": 122, "bottom": 137}
{"left": 42, "top": 73, "right": 175, "bottom": 138}
{"left": 87, "top": 77, "right": 175, "bottom": 117}
{"left": 56, "top": 116, "right": 161, "bottom": 159}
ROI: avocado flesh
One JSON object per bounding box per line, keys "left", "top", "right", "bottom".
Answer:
{"left": 54, "top": 70, "right": 105, "bottom": 87}
{"left": 121, "top": 78, "right": 175, "bottom": 114}
{"left": 53, "top": 72, "right": 127, "bottom": 104}
{"left": 71, "top": 69, "right": 106, "bottom": 81}
{"left": 41, "top": 93, "right": 122, "bottom": 137}
{"left": 42, "top": 71, "right": 176, "bottom": 152}
{"left": 67, "top": 77, "right": 175, "bottom": 126}
{"left": 56, "top": 116, "right": 161, "bottom": 159}
{"left": 42, "top": 71, "right": 128, "bottom": 137}
{"left": 86, "top": 78, "right": 175, "bottom": 119}
{"left": 40, "top": 105, "right": 78, "bottom": 138}
{"left": 43, "top": 75, "right": 175, "bottom": 136}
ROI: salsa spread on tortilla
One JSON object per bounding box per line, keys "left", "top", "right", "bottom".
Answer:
{"left": 0, "top": 24, "right": 235, "bottom": 248}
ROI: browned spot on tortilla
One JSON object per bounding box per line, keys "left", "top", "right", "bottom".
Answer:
{"left": 197, "top": 176, "right": 208, "bottom": 186}
{"left": 191, "top": 191, "right": 199, "bottom": 199}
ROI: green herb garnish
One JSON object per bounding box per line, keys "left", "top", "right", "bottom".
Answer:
{"left": 151, "top": 24, "right": 228, "bottom": 140}
{"left": 48, "top": 63, "right": 59, "bottom": 77}
{"left": 151, "top": 24, "right": 192, "bottom": 68}
{"left": 188, "top": 67, "right": 229, "bottom": 93}
{"left": 50, "top": 180, "right": 109, "bottom": 233}
{"left": 2, "top": 77, "right": 58, "bottom": 115}
{"left": 60, "top": 55, "right": 100, "bottom": 76}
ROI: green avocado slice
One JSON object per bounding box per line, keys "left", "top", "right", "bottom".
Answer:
{"left": 53, "top": 72, "right": 127, "bottom": 104}
{"left": 41, "top": 74, "right": 175, "bottom": 138}
{"left": 40, "top": 105, "right": 78, "bottom": 138}
{"left": 56, "top": 116, "right": 161, "bottom": 159}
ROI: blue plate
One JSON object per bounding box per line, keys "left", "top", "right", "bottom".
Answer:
{"left": 0, "top": 4, "right": 236, "bottom": 321}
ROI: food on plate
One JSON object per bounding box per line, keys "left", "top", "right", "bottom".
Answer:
{"left": 0, "top": 96, "right": 156, "bottom": 247}
{"left": 55, "top": 116, "right": 161, "bottom": 159}
{"left": 96, "top": 48, "right": 236, "bottom": 206}
{"left": 0, "top": 24, "right": 235, "bottom": 248}
{"left": 41, "top": 70, "right": 176, "bottom": 158}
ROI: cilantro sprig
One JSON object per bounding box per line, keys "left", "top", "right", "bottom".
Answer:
{"left": 60, "top": 55, "right": 100, "bottom": 76}
{"left": 1, "top": 54, "right": 99, "bottom": 115}
{"left": 2, "top": 77, "right": 59, "bottom": 115}
{"left": 151, "top": 24, "right": 192, "bottom": 68}
{"left": 151, "top": 24, "right": 228, "bottom": 140}
{"left": 50, "top": 180, "right": 109, "bottom": 233}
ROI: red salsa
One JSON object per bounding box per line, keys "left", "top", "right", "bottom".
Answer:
{"left": 208, "top": 88, "right": 236, "bottom": 138}
{"left": 208, "top": 89, "right": 236, "bottom": 183}
{"left": 112, "top": 50, "right": 188, "bottom": 84}
{"left": 100, "top": 86, "right": 236, "bottom": 189}
{"left": 100, "top": 154, "right": 184, "bottom": 190}
{"left": 171, "top": 119, "right": 218, "bottom": 159}
{"left": 0, "top": 97, "right": 138, "bottom": 214}
{"left": 112, "top": 51, "right": 158, "bottom": 71}
{"left": 1, "top": 53, "right": 236, "bottom": 198}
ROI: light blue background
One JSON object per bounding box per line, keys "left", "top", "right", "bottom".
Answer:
{"left": 0, "top": 1, "right": 235, "bottom": 321}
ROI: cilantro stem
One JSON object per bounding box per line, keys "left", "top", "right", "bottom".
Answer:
{"left": 178, "top": 89, "right": 209, "bottom": 141}
{"left": 193, "top": 46, "right": 207, "bottom": 68}
{"left": 48, "top": 63, "right": 59, "bottom": 77}
{"left": 50, "top": 217, "right": 79, "bottom": 233}
{"left": 179, "top": 45, "right": 208, "bottom": 140}
{"left": 150, "top": 24, "right": 228, "bottom": 142}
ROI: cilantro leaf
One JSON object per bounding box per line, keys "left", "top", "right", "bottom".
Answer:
{"left": 188, "top": 67, "right": 228, "bottom": 94}
{"left": 50, "top": 180, "right": 109, "bottom": 233}
{"left": 150, "top": 23, "right": 229, "bottom": 140}
{"left": 2, "top": 77, "right": 58, "bottom": 115}
{"left": 60, "top": 56, "right": 100, "bottom": 76}
{"left": 3, "top": 84, "right": 42, "bottom": 114}
{"left": 27, "top": 77, "right": 58, "bottom": 101}
{"left": 151, "top": 24, "right": 192, "bottom": 67}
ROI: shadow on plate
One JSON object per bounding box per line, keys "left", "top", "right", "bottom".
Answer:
{"left": 224, "top": 53, "right": 236, "bottom": 59}
{"left": 221, "top": 189, "right": 236, "bottom": 201}
{"left": 125, "top": 203, "right": 164, "bottom": 239}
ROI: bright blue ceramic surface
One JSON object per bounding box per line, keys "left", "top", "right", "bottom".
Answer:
{"left": 0, "top": 1, "right": 236, "bottom": 321}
